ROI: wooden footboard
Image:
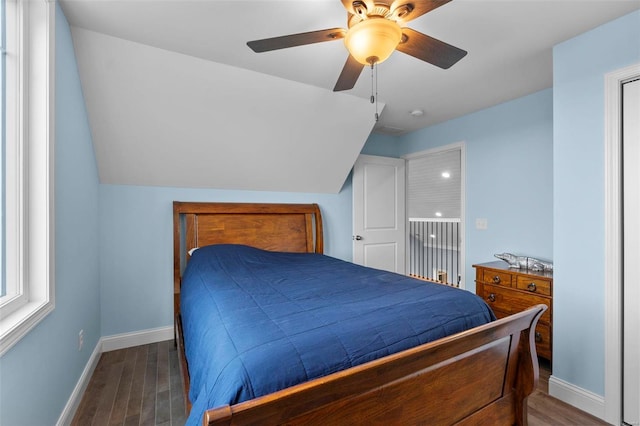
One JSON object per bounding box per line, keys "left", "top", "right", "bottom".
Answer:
{"left": 202, "top": 304, "right": 546, "bottom": 426}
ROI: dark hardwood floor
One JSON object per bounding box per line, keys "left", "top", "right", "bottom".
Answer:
{"left": 72, "top": 341, "right": 608, "bottom": 426}
{"left": 72, "top": 340, "right": 186, "bottom": 426}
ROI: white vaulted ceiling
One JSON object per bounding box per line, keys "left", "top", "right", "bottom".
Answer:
{"left": 60, "top": 0, "right": 640, "bottom": 192}
{"left": 70, "top": 26, "right": 378, "bottom": 192}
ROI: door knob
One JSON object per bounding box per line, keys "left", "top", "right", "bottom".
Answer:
{"left": 353, "top": 235, "right": 363, "bottom": 241}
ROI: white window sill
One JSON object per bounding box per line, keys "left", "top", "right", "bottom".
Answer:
{"left": 0, "top": 299, "right": 54, "bottom": 355}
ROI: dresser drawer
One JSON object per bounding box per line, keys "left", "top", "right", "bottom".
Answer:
{"left": 533, "top": 322, "right": 552, "bottom": 360}
{"left": 488, "top": 306, "right": 551, "bottom": 360}
{"left": 516, "top": 276, "right": 552, "bottom": 296}
{"left": 482, "top": 270, "right": 512, "bottom": 287}
{"left": 482, "top": 284, "right": 551, "bottom": 325}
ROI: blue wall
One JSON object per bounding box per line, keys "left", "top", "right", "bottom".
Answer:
{"left": 553, "top": 10, "right": 640, "bottom": 396}
{"left": 99, "top": 184, "right": 353, "bottom": 336}
{"left": 0, "top": 4, "right": 100, "bottom": 425}
{"left": 397, "top": 89, "right": 554, "bottom": 292}
{"left": 360, "top": 132, "right": 401, "bottom": 157}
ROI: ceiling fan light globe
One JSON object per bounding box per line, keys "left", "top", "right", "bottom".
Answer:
{"left": 344, "top": 18, "right": 402, "bottom": 65}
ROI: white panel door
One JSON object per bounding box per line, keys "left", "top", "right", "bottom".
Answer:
{"left": 623, "top": 78, "right": 640, "bottom": 426}
{"left": 352, "top": 155, "right": 406, "bottom": 274}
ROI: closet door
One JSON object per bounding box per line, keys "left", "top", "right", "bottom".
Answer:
{"left": 623, "top": 77, "right": 640, "bottom": 426}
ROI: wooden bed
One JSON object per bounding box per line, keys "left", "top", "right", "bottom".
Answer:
{"left": 173, "top": 201, "right": 546, "bottom": 426}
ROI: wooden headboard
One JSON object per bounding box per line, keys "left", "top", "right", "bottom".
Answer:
{"left": 172, "top": 202, "right": 324, "bottom": 314}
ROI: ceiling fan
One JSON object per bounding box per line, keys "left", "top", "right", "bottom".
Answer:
{"left": 247, "top": 0, "right": 467, "bottom": 92}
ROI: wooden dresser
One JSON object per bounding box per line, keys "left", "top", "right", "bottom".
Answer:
{"left": 473, "top": 261, "right": 553, "bottom": 361}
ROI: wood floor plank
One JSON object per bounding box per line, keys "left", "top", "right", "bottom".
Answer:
{"left": 92, "top": 358, "right": 124, "bottom": 426}
{"left": 123, "top": 413, "right": 141, "bottom": 426}
{"left": 169, "top": 344, "right": 187, "bottom": 425}
{"left": 155, "top": 340, "right": 172, "bottom": 424}
{"left": 157, "top": 340, "right": 170, "bottom": 393}
{"left": 125, "top": 344, "right": 149, "bottom": 420}
{"left": 72, "top": 351, "right": 114, "bottom": 426}
{"left": 73, "top": 341, "right": 607, "bottom": 426}
{"left": 155, "top": 390, "right": 172, "bottom": 425}
{"left": 139, "top": 343, "right": 158, "bottom": 425}
{"left": 109, "top": 346, "right": 138, "bottom": 425}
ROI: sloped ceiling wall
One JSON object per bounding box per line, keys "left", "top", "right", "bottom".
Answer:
{"left": 70, "top": 27, "right": 380, "bottom": 193}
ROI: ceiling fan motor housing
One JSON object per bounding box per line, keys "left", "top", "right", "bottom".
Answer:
{"left": 344, "top": 17, "right": 402, "bottom": 65}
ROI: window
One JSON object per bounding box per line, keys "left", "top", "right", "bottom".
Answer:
{"left": 0, "top": 0, "right": 54, "bottom": 356}
{"left": 1, "top": 0, "right": 5, "bottom": 299}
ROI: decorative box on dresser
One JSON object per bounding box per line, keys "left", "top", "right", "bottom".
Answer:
{"left": 473, "top": 261, "right": 553, "bottom": 361}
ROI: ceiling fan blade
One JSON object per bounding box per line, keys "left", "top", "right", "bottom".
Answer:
{"left": 341, "top": 0, "right": 376, "bottom": 16}
{"left": 333, "top": 55, "right": 365, "bottom": 92}
{"left": 247, "top": 28, "right": 346, "bottom": 53}
{"left": 390, "top": 0, "right": 452, "bottom": 24}
{"left": 396, "top": 28, "right": 467, "bottom": 69}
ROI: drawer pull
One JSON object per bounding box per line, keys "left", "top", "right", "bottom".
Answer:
{"left": 535, "top": 332, "right": 542, "bottom": 343}
{"left": 492, "top": 275, "right": 501, "bottom": 284}
{"left": 527, "top": 282, "right": 537, "bottom": 292}
{"left": 487, "top": 293, "right": 496, "bottom": 302}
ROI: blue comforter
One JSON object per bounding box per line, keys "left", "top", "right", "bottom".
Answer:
{"left": 181, "top": 244, "right": 495, "bottom": 425}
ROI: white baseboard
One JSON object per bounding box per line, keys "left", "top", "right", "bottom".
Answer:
{"left": 57, "top": 325, "right": 174, "bottom": 425}
{"left": 548, "top": 374, "right": 606, "bottom": 422}
{"left": 56, "top": 341, "right": 102, "bottom": 426}
{"left": 101, "top": 325, "right": 174, "bottom": 352}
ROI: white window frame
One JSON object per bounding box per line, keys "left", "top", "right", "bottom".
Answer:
{"left": 0, "top": 0, "right": 54, "bottom": 356}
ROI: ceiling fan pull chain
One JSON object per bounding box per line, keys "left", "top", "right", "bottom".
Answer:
{"left": 370, "top": 63, "right": 375, "bottom": 104}
{"left": 375, "top": 62, "right": 379, "bottom": 122}
{"left": 370, "top": 62, "right": 379, "bottom": 122}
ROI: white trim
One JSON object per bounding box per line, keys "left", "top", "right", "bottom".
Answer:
{"left": 0, "top": 0, "right": 56, "bottom": 357}
{"left": 56, "top": 325, "right": 175, "bottom": 425}
{"left": 100, "top": 325, "right": 174, "bottom": 352}
{"left": 55, "top": 340, "right": 102, "bottom": 426}
{"left": 401, "top": 142, "right": 464, "bottom": 160}
{"left": 604, "top": 62, "right": 640, "bottom": 426}
{"left": 549, "top": 375, "right": 606, "bottom": 420}
{"left": 402, "top": 142, "right": 466, "bottom": 288}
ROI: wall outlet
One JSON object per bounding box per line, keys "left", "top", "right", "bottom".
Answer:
{"left": 475, "top": 218, "right": 488, "bottom": 230}
{"left": 78, "top": 329, "right": 84, "bottom": 351}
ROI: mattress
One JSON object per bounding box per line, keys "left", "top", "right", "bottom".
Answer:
{"left": 180, "top": 244, "right": 495, "bottom": 425}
